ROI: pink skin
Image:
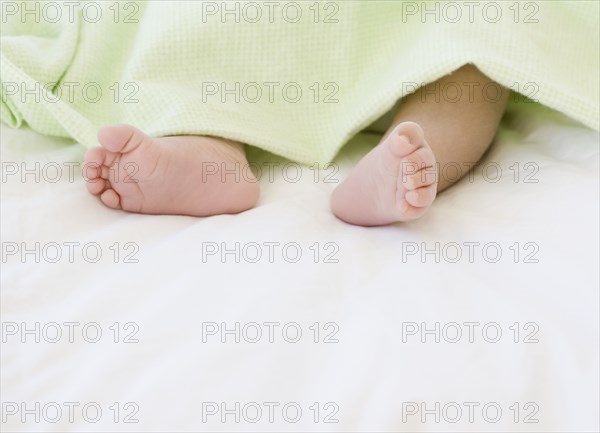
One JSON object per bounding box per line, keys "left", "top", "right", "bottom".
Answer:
{"left": 330, "top": 122, "right": 437, "bottom": 226}
{"left": 82, "top": 122, "right": 436, "bottom": 224}
{"left": 83, "top": 124, "right": 259, "bottom": 216}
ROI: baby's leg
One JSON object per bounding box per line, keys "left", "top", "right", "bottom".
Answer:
{"left": 331, "top": 64, "right": 508, "bottom": 226}
{"left": 84, "top": 125, "right": 259, "bottom": 215}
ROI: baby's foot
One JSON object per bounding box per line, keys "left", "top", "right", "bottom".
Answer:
{"left": 330, "top": 121, "right": 437, "bottom": 226}
{"left": 83, "top": 124, "right": 259, "bottom": 216}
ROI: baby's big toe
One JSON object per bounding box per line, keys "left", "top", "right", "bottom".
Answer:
{"left": 390, "top": 122, "right": 425, "bottom": 150}
{"left": 387, "top": 133, "right": 416, "bottom": 160}
{"left": 383, "top": 122, "right": 431, "bottom": 175}
{"left": 97, "top": 124, "right": 147, "bottom": 153}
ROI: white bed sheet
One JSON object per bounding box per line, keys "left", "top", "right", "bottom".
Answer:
{"left": 1, "top": 103, "right": 599, "bottom": 432}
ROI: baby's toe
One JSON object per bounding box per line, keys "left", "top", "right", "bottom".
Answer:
{"left": 387, "top": 133, "right": 416, "bottom": 159}
{"left": 401, "top": 147, "right": 435, "bottom": 173}
{"left": 391, "top": 121, "right": 425, "bottom": 147}
{"left": 86, "top": 177, "right": 107, "bottom": 195}
{"left": 395, "top": 197, "right": 428, "bottom": 221}
{"left": 405, "top": 184, "right": 437, "bottom": 208}
{"left": 97, "top": 124, "right": 147, "bottom": 153}
{"left": 403, "top": 169, "right": 436, "bottom": 190}
{"left": 100, "top": 189, "right": 121, "bottom": 209}
{"left": 82, "top": 148, "right": 105, "bottom": 179}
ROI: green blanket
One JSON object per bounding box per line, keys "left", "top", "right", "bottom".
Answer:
{"left": 1, "top": 1, "right": 598, "bottom": 164}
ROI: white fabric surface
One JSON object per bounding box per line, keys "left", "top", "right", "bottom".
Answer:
{"left": 1, "top": 103, "right": 599, "bottom": 432}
